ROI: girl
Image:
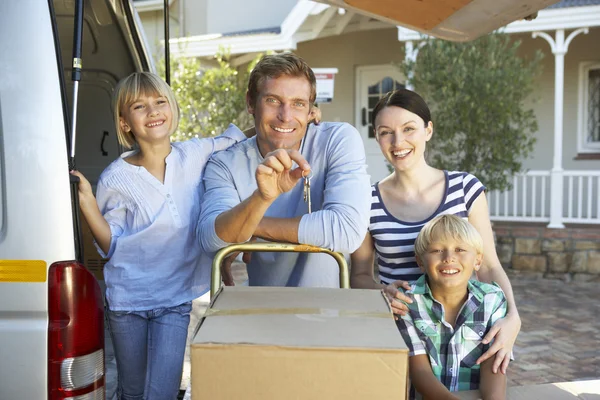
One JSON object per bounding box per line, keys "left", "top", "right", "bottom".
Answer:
{"left": 71, "top": 72, "right": 251, "bottom": 399}
{"left": 350, "top": 89, "right": 520, "bottom": 376}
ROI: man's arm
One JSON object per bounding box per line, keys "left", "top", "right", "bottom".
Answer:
{"left": 409, "top": 355, "right": 460, "bottom": 400}
{"left": 294, "top": 123, "right": 371, "bottom": 252}
{"left": 198, "top": 148, "right": 310, "bottom": 251}
{"left": 479, "top": 358, "right": 507, "bottom": 400}
{"left": 254, "top": 216, "right": 302, "bottom": 243}
{"left": 214, "top": 149, "right": 309, "bottom": 244}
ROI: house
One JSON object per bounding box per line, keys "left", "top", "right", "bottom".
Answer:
{"left": 135, "top": 0, "right": 600, "bottom": 278}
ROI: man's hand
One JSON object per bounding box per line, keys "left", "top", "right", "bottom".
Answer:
{"left": 220, "top": 237, "right": 256, "bottom": 286}
{"left": 221, "top": 252, "right": 238, "bottom": 286}
{"left": 383, "top": 280, "right": 413, "bottom": 317}
{"left": 476, "top": 312, "right": 521, "bottom": 374}
{"left": 256, "top": 149, "right": 310, "bottom": 202}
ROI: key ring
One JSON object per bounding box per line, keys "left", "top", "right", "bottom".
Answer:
{"left": 302, "top": 170, "right": 313, "bottom": 179}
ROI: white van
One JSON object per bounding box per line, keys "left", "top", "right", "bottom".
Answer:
{"left": 0, "top": 1, "right": 150, "bottom": 399}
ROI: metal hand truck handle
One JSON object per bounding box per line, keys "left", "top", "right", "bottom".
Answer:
{"left": 211, "top": 242, "right": 350, "bottom": 297}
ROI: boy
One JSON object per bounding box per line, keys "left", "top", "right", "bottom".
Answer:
{"left": 397, "top": 214, "right": 508, "bottom": 400}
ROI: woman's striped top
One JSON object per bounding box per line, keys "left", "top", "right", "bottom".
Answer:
{"left": 370, "top": 171, "right": 486, "bottom": 284}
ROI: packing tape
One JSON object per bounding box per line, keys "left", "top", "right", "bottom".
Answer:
{"left": 204, "top": 307, "right": 392, "bottom": 318}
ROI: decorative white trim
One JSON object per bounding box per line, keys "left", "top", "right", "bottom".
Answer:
{"left": 310, "top": 6, "right": 337, "bottom": 38}
{"left": 169, "top": 0, "right": 316, "bottom": 57}
{"left": 134, "top": 0, "right": 175, "bottom": 13}
{"left": 333, "top": 11, "right": 354, "bottom": 35}
{"left": 577, "top": 61, "right": 600, "bottom": 154}
{"left": 397, "top": 5, "right": 600, "bottom": 41}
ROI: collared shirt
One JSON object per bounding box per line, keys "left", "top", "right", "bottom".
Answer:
{"left": 197, "top": 122, "right": 371, "bottom": 288}
{"left": 397, "top": 275, "right": 507, "bottom": 396}
{"left": 96, "top": 128, "right": 246, "bottom": 311}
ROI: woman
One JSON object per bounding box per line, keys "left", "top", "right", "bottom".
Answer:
{"left": 351, "top": 89, "right": 520, "bottom": 375}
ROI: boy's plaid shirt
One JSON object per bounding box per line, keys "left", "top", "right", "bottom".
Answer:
{"left": 397, "top": 275, "right": 507, "bottom": 394}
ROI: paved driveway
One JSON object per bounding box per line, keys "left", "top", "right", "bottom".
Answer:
{"left": 506, "top": 271, "right": 600, "bottom": 386}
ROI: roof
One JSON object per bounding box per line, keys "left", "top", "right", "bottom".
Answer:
{"left": 549, "top": 0, "right": 600, "bottom": 8}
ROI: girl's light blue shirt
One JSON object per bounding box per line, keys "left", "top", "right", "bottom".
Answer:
{"left": 95, "top": 128, "right": 246, "bottom": 311}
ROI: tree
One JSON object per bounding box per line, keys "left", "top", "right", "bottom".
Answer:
{"left": 157, "top": 50, "right": 260, "bottom": 142}
{"left": 401, "top": 33, "right": 543, "bottom": 191}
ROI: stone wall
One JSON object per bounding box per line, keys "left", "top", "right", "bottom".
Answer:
{"left": 493, "top": 222, "right": 600, "bottom": 282}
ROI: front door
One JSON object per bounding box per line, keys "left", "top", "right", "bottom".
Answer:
{"left": 355, "top": 65, "right": 405, "bottom": 183}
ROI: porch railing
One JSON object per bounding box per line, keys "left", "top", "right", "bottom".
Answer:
{"left": 488, "top": 170, "right": 600, "bottom": 226}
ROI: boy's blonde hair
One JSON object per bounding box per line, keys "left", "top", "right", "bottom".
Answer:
{"left": 113, "top": 72, "right": 180, "bottom": 149}
{"left": 414, "top": 214, "right": 484, "bottom": 259}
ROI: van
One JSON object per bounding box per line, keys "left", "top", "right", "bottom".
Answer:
{"left": 0, "top": 0, "right": 150, "bottom": 398}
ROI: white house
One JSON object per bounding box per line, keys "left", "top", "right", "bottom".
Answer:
{"left": 135, "top": 0, "right": 600, "bottom": 230}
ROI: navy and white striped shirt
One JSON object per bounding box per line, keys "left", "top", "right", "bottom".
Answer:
{"left": 370, "top": 171, "right": 485, "bottom": 284}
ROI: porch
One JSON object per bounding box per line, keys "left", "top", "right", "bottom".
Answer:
{"left": 488, "top": 171, "right": 600, "bottom": 281}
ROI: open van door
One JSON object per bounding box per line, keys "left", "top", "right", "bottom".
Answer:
{"left": 314, "top": 0, "right": 559, "bottom": 41}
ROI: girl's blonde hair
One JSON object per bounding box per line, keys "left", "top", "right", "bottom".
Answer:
{"left": 414, "top": 214, "right": 484, "bottom": 259}
{"left": 113, "top": 72, "right": 180, "bottom": 149}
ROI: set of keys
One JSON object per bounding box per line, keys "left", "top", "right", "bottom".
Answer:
{"left": 302, "top": 170, "right": 312, "bottom": 214}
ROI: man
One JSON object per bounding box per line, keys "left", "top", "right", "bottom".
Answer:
{"left": 198, "top": 53, "right": 370, "bottom": 288}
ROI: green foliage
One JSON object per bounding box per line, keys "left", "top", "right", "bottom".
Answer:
{"left": 400, "top": 33, "right": 543, "bottom": 191}
{"left": 157, "top": 50, "right": 260, "bottom": 141}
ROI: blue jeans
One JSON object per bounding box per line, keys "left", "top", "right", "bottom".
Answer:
{"left": 106, "top": 302, "right": 192, "bottom": 400}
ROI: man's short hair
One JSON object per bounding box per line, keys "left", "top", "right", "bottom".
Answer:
{"left": 247, "top": 53, "right": 317, "bottom": 107}
{"left": 414, "top": 214, "right": 484, "bottom": 259}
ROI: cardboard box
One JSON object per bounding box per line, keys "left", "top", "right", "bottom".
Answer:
{"left": 191, "top": 286, "right": 409, "bottom": 399}
{"left": 456, "top": 379, "right": 600, "bottom": 399}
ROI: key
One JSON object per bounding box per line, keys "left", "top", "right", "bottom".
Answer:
{"left": 303, "top": 171, "right": 312, "bottom": 214}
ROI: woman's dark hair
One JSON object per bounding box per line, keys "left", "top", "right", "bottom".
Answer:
{"left": 371, "top": 89, "right": 432, "bottom": 134}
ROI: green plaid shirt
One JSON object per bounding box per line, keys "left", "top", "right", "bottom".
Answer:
{"left": 397, "top": 275, "right": 507, "bottom": 396}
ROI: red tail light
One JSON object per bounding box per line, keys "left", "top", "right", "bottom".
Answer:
{"left": 48, "top": 261, "right": 105, "bottom": 399}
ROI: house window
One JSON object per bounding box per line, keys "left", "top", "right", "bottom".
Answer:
{"left": 578, "top": 62, "right": 600, "bottom": 155}
{"left": 367, "top": 77, "right": 405, "bottom": 138}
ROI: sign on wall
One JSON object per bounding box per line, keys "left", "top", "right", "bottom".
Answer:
{"left": 313, "top": 68, "right": 338, "bottom": 104}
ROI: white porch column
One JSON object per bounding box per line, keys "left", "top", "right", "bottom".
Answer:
{"left": 532, "top": 28, "right": 588, "bottom": 228}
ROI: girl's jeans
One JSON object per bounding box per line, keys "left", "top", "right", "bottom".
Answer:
{"left": 106, "top": 302, "right": 192, "bottom": 400}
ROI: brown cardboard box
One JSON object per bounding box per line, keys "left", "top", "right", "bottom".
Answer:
{"left": 191, "top": 286, "right": 409, "bottom": 399}
{"left": 456, "top": 379, "right": 600, "bottom": 399}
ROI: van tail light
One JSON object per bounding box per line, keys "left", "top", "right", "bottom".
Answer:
{"left": 48, "top": 261, "right": 105, "bottom": 400}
